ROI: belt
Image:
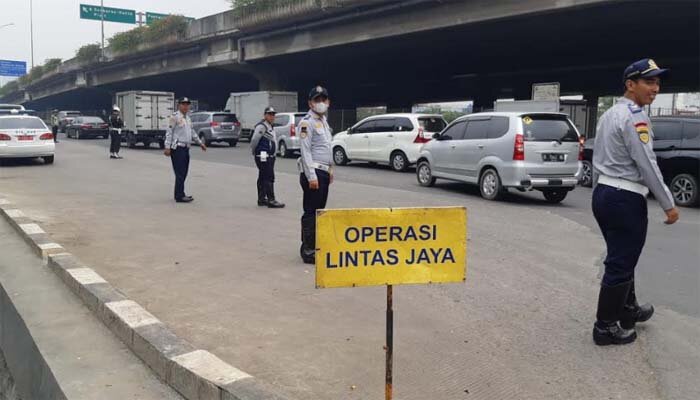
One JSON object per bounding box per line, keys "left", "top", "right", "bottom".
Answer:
{"left": 310, "top": 162, "right": 331, "bottom": 172}
{"left": 598, "top": 175, "right": 649, "bottom": 196}
{"left": 176, "top": 143, "right": 189, "bottom": 148}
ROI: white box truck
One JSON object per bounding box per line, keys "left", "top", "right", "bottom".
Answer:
{"left": 224, "top": 91, "right": 297, "bottom": 141}
{"left": 115, "top": 91, "right": 175, "bottom": 149}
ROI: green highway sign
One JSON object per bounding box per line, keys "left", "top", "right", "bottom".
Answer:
{"left": 80, "top": 4, "right": 136, "bottom": 24}
{"left": 146, "top": 12, "right": 195, "bottom": 25}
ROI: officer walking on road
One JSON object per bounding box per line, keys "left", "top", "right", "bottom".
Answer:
{"left": 163, "top": 97, "right": 207, "bottom": 203}
{"left": 108, "top": 106, "right": 124, "bottom": 159}
{"left": 591, "top": 58, "right": 679, "bottom": 346}
{"left": 251, "top": 107, "right": 285, "bottom": 208}
{"left": 299, "top": 86, "right": 333, "bottom": 264}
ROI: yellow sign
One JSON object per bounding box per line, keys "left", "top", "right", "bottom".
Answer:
{"left": 315, "top": 207, "right": 467, "bottom": 288}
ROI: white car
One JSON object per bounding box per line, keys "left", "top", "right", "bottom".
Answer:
{"left": 332, "top": 113, "right": 447, "bottom": 172}
{"left": 0, "top": 114, "right": 55, "bottom": 164}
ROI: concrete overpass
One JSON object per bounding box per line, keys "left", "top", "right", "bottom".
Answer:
{"left": 4, "top": 0, "right": 699, "bottom": 115}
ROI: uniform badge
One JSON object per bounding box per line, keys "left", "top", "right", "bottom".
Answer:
{"left": 315, "top": 122, "right": 323, "bottom": 129}
{"left": 300, "top": 122, "right": 309, "bottom": 139}
{"left": 648, "top": 59, "right": 659, "bottom": 70}
{"left": 635, "top": 122, "right": 650, "bottom": 144}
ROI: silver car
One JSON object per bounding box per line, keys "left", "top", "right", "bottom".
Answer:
{"left": 191, "top": 112, "right": 241, "bottom": 147}
{"left": 416, "top": 112, "right": 582, "bottom": 203}
{"left": 273, "top": 112, "right": 307, "bottom": 157}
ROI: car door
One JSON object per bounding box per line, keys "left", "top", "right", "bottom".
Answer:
{"left": 431, "top": 120, "right": 467, "bottom": 174}
{"left": 451, "top": 117, "right": 490, "bottom": 178}
{"left": 273, "top": 114, "right": 291, "bottom": 143}
{"left": 366, "top": 118, "right": 396, "bottom": 161}
{"left": 651, "top": 120, "right": 683, "bottom": 172}
{"left": 345, "top": 119, "right": 374, "bottom": 159}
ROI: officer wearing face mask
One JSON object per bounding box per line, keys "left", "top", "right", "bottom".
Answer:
{"left": 298, "top": 86, "right": 333, "bottom": 264}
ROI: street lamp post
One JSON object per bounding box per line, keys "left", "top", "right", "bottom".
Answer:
{"left": 30, "top": 0, "right": 35, "bottom": 69}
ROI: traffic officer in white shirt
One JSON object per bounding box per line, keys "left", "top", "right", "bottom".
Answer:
{"left": 298, "top": 86, "right": 333, "bottom": 264}
{"left": 163, "top": 97, "right": 207, "bottom": 203}
{"left": 591, "top": 58, "right": 679, "bottom": 346}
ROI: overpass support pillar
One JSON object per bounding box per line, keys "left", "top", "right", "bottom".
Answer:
{"left": 584, "top": 93, "right": 600, "bottom": 139}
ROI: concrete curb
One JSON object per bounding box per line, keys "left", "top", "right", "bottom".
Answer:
{"left": 0, "top": 196, "right": 292, "bottom": 400}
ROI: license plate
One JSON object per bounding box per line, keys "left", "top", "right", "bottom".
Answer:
{"left": 222, "top": 125, "right": 232, "bottom": 130}
{"left": 542, "top": 153, "right": 565, "bottom": 162}
{"left": 17, "top": 135, "right": 34, "bottom": 141}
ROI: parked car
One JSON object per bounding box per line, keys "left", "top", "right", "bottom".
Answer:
{"left": 582, "top": 116, "right": 700, "bottom": 207}
{"left": 0, "top": 114, "right": 55, "bottom": 164}
{"left": 65, "top": 116, "right": 109, "bottom": 139}
{"left": 0, "top": 104, "right": 25, "bottom": 115}
{"left": 57, "top": 111, "right": 82, "bottom": 132}
{"left": 191, "top": 111, "right": 241, "bottom": 147}
{"left": 332, "top": 113, "right": 447, "bottom": 172}
{"left": 416, "top": 112, "right": 582, "bottom": 203}
{"left": 273, "top": 112, "right": 307, "bottom": 157}
{"left": 580, "top": 137, "right": 595, "bottom": 187}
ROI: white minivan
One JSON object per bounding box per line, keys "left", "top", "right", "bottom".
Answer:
{"left": 332, "top": 113, "right": 447, "bottom": 171}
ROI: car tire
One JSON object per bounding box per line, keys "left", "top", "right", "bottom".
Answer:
{"left": 279, "top": 141, "right": 291, "bottom": 158}
{"left": 416, "top": 161, "right": 436, "bottom": 187}
{"left": 542, "top": 189, "right": 568, "bottom": 204}
{"left": 43, "top": 155, "right": 54, "bottom": 164}
{"left": 479, "top": 168, "right": 504, "bottom": 201}
{"left": 390, "top": 151, "right": 409, "bottom": 172}
{"left": 671, "top": 173, "right": 699, "bottom": 207}
{"left": 143, "top": 140, "right": 152, "bottom": 148}
{"left": 580, "top": 160, "right": 593, "bottom": 187}
{"left": 228, "top": 140, "right": 237, "bottom": 147}
{"left": 128, "top": 133, "right": 137, "bottom": 149}
{"left": 333, "top": 146, "right": 349, "bottom": 166}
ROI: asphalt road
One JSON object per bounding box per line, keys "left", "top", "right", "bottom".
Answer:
{"left": 89, "top": 136, "right": 699, "bottom": 319}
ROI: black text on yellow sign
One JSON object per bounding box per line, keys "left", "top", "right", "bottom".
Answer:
{"left": 315, "top": 207, "right": 467, "bottom": 288}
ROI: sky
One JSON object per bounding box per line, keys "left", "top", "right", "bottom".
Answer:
{"left": 0, "top": 0, "right": 230, "bottom": 73}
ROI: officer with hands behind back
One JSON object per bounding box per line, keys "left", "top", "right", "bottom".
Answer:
{"left": 251, "top": 106, "right": 285, "bottom": 208}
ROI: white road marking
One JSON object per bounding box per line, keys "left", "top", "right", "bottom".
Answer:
{"left": 171, "top": 350, "right": 251, "bottom": 385}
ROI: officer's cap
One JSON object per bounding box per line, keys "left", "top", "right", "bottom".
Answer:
{"left": 178, "top": 97, "right": 192, "bottom": 104}
{"left": 623, "top": 59, "right": 669, "bottom": 83}
{"left": 264, "top": 106, "right": 276, "bottom": 115}
{"left": 309, "top": 86, "right": 329, "bottom": 100}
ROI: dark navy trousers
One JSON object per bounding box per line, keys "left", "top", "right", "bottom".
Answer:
{"left": 592, "top": 184, "right": 648, "bottom": 286}
{"left": 170, "top": 147, "right": 190, "bottom": 200}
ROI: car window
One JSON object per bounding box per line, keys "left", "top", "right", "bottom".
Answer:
{"left": 353, "top": 120, "right": 376, "bottom": 134}
{"left": 294, "top": 115, "right": 305, "bottom": 126}
{"left": 652, "top": 121, "right": 683, "bottom": 141}
{"left": 372, "top": 118, "right": 395, "bottom": 133}
{"left": 274, "top": 115, "right": 290, "bottom": 127}
{"left": 488, "top": 117, "right": 510, "bottom": 139}
{"left": 419, "top": 117, "right": 447, "bottom": 133}
{"left": 213, "top": 114, "right": 237, "bottom": 123}
{"left": 394, "top": 117, "right": 413, "bottom": 132}
{"left": 0, "top": 117, "right": 47, "bottom": 130}
{"left": 682, "top": 121, "right": 700, "bottom": 140}
{"left": 464, "top": 119, "right": 490, "bottom": 140}
{"left": 440, "top": 120, "right": 467, "bottom": 140}
{"left": 521, "top": 115, "right": 578, "bottom": 142}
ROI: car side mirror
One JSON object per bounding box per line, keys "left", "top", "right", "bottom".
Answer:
{"left": 347, "top": 127, "right": 354, "bottom": 134}
{"left": 432, "top": 133, "right": 441, "bottom": 139}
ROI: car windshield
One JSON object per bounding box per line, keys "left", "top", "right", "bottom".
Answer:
{"left": 419, "top": 117, "right": 447, "bottom": 132}
{"left": 0, "top": 117, "right": 47, "bottom": 130}
{"left": 81, "top": 117, "right": 105, "bottom": 123}
{"left": 521, "top": 115, "right": 578, "bottom": 142}
{"left": 213, "top": 114, "right": 237, "bottom": 123}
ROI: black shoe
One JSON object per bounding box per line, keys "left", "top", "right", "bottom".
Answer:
{"left": 300, "top": 218, "right": 316, "bottom": 264}
{"left": 175, "top": 196, "right": 194, "bottom": 203}
{"left": 258, "top": 199, "right": 268, "bottom": 206}
{"left": 620, "top": 280, "right": 654, "bottom": 329}
{"left": 593, "top": 321, "right": 637, "bottom": 346}
{"left": 300, "top": 244, "right": 315, "bottom": 264}
{"left": 267, "top": 200, "right": 285, "bottom": 208}
{"left": 110, "top": 154, "right": 117, "bottom": 159}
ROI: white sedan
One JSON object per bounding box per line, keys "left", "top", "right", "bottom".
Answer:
{"left": 0, "top": 115, "right": 55, "bottom": 164}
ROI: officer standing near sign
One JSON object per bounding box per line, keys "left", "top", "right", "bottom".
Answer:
{"left": 591, "top": 58, "right": 679, "bottom": 346}
{"left": 299, "top": 86, "right": 333, "bottom": 264}
{"left": 164, "top": 97, "right": 207, "bottom": 203}
{"left": 250, "top": 106, "right": 285, "bottom": 208}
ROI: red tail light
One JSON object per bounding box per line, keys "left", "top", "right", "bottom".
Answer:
{"left": 40, "top": 132, "right": 54, "bottom": 140}
{"left": 234, "top": 121, "right": 241, "bottom": 127}
{"left": 100, "top": 124, "right": 109, "bottom": 128}
{"left": 578, "top": 136, "right": 585, "bottom": 161}
{"left": 513, "top": 133, "right": 525, "bottom": 160}
{"left": 413, "top": 128, "right": 431, "bottom": 144}
{"left": 210, "top": 122, "right": 220, "bottom": 127}
{"left": 0, "top": 133, "right": 11, "bottom": 141}
{"left": 290, "top": 123, "right": 296, "bottom": 137}
{"left": 80, "top": 124, "right": 92, "bottom": 129}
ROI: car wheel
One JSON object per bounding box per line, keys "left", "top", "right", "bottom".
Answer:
{"left": 479, "top": 168, "right": 504, "bottom": 201}
{"left": 128, "top": 134, "right": 137, "bottom": 149}
{"left": 390, "top": 151, "right": 409, "bottom": 172}
{"left": 416, "top": 161, "right": 436, "bottom": 187}
{"left": 228, "top": 140, "right": 237, "bottom": 147}
{"left": 143, "top": 140, "right": 151, "bottom": 148}
{"left": 542, "top": 189, "right": 568, "bottom": 204}
{"left": 671, "top": 173, "right": 699, "bottom": 207}
{"left": 279, "top": 141, "right": 290, "bottom": 158}
{"left": 43, "top": 155, "right": 54, "bottom": 164}
{"left": 580, "top": 160, "right": 593, "bottom": 187}
{"left": 333, "top": 146, "right": 348, "bottom": 166}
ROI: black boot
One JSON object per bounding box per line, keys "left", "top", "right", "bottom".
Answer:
{"left": 257, "top": 181, "right": 268, "bottom": 206}
{"left": 265, "top": 183, "right": 285, "bottom": 208}
{"left": 620, "top": 280, "right": 654, "bottom": 329}
{"left": 593, "top": 280, "right": 637, "bottom": 346}
{"left": 300, "top": 218, "right": 315, "bottom": 264}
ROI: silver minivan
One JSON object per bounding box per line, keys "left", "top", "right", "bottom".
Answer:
{"left": 416, "top": 112, "right": 582, "bottom": 203}
{"left": 191, "top": 112, "right": 241, "bottom": 147}
{"left": 273, "top": 112, "right": 307, "bottom": 157}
